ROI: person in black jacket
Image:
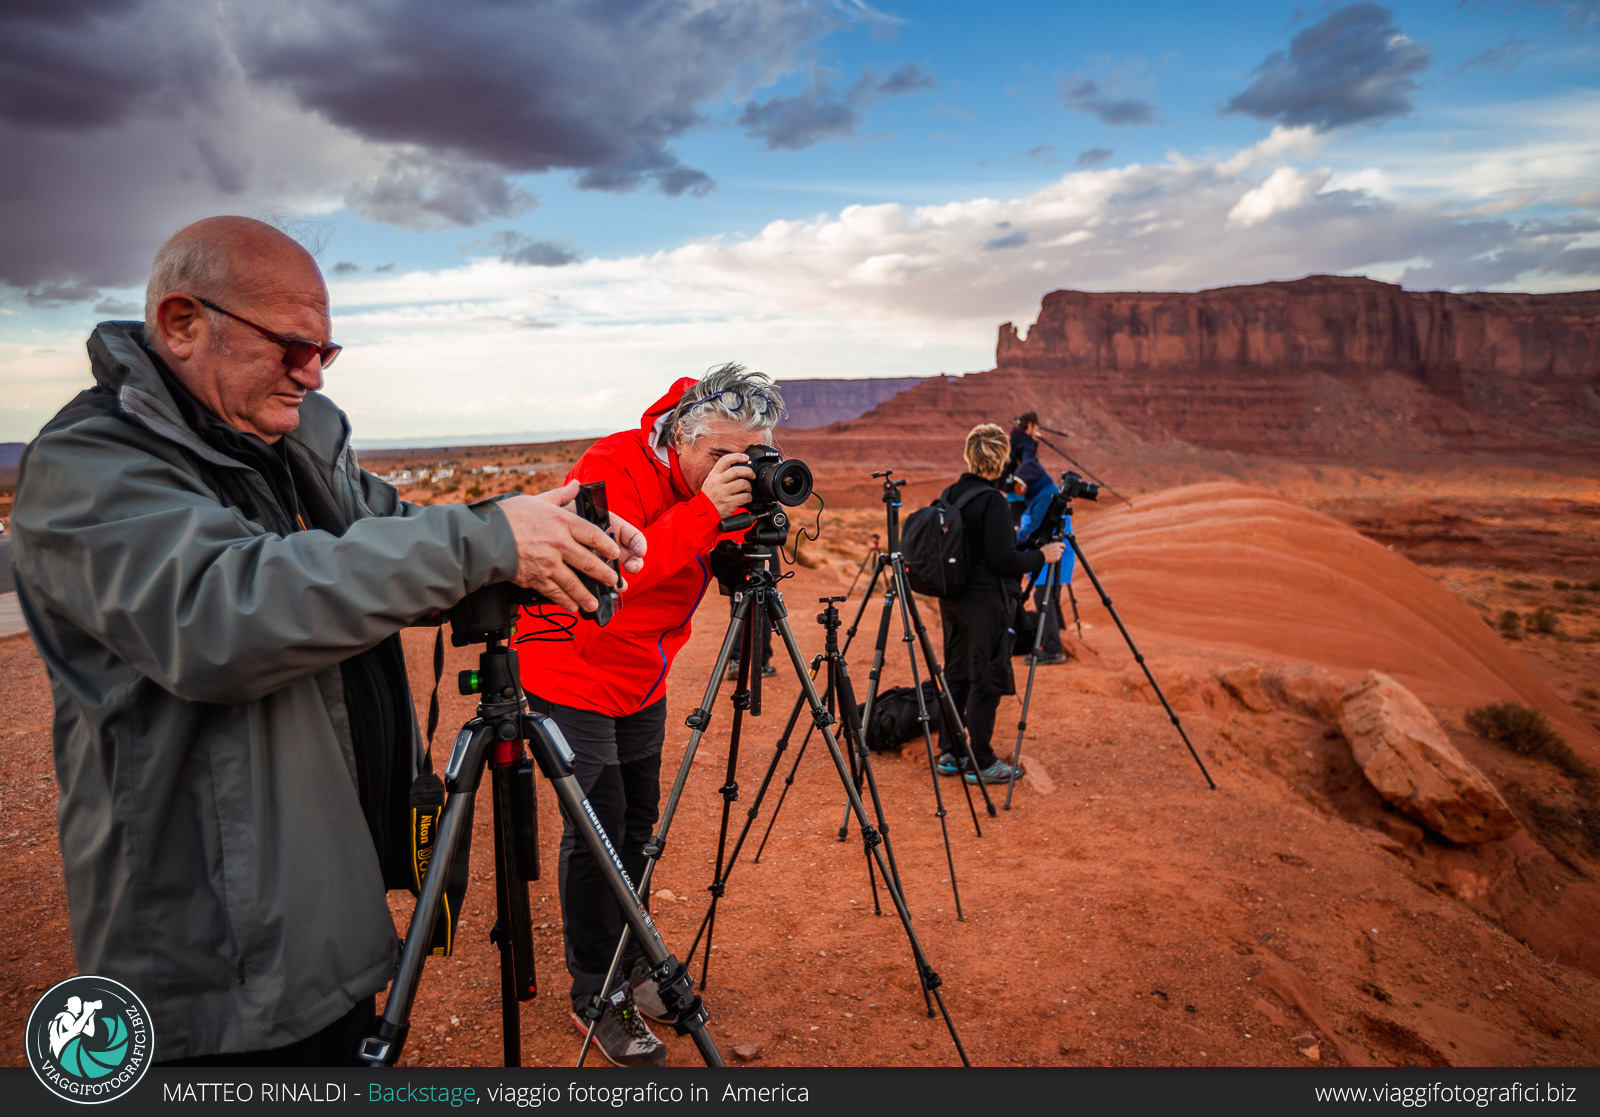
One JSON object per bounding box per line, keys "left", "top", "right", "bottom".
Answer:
{"left": 935, "top": 424, "right": 1065, "bottom": 783}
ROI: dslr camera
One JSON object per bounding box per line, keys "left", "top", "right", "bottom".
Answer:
{"left": 1059, "top": 470, "right": 1099, "bottom": 502}
{"left": 719, "top": 444, "right": 813, "bottom": 547}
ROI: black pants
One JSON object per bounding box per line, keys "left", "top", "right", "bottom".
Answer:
{"left": 1032, "top": 580, "right": 1064, "bottom": 657}
{"left": 938, "top": 586, "right": 1016, "bottom": 767}
{"left": 528, "top": 693, "right": 665, "bottom": 1012}
{"left": 157, "top": 997, "right": 377, "bottom": 1067}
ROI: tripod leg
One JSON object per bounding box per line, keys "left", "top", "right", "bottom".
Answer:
{"left": 693, "top": 603, "right": 756, "bottom": 990}
{"left": 769, "top": 610, "right": 971, "bottom": 1065}
{"left": 576, "top": 591, "right": 754, "bottom": 1066}
{"left": 897, "top": 564, "right": 996, "bottom": 821}
{"left": 527, "top": 716, "right": 725, "bottom": 1068}
{"left": 490, "top": 763, "right": 536, "bottom": 1066}
{"left": 884, "top": 573, "right": 967, "bottom": 920}
{"left": 841, "top": 554, "right": 885, "bottom": 658}
{"left": 754, "top": 684, "right": 819, "bottom": 864}
{"left": 1066, "top": 533, "right": 1217, "bottom": 790}
{"left": 361, "top": 723, "right": 496, "bottom": 1067}
{"left": 1066, "top": 583, "right": 1083, "bottom": 639}
{"left": 1006, "top": 564, "right": 1053, "bottom": 811}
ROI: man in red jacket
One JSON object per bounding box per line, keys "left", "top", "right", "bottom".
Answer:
{"left": 517, "top": 364, "right": 785, "bottom": 1066}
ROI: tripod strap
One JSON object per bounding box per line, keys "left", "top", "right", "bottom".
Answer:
{"left": 425, "top": 628, "right": 444, "bottom": 759}
{"left": 408, "top": 773, "right": 474, "bottom": 956}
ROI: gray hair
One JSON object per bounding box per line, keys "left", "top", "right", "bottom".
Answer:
{"left": 143, "top": 232, "right": 232, "bottom": 339}
{"left": 660, "top": 363, "right": 787, "bottom": 448}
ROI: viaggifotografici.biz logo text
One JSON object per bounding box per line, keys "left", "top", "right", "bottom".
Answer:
{"left": 26, "top": 975, "right": 153, "bottom": 1104}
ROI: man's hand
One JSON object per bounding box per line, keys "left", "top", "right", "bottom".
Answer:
{"left": 496, "top": 484, "right": 647, "bottom": 613}
{"left": 702, "top": 452, "right": 754, "bottom": 518}
{"left": 1040, "top": 541, "right": 1066, "bottom": 565}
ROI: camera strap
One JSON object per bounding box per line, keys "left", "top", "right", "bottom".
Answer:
{"left": 408, "top": 627, "right": 472, "bottom": 956}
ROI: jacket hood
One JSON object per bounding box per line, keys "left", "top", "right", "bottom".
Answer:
{"left": 639, "top": 375, "right": 700, "bottom": 496}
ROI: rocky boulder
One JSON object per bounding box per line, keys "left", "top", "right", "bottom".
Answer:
{"left": 1337, "top": 671, "right": 1520, "bottom": 844}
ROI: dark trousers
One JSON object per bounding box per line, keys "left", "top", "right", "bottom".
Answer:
{"left": 1033, "top": 577, "right": 1064, "bottom": 657}
{"left": 938, "top": 585, "right": 1016, "bottom": 767}
{"left": 157, "top": 997, "right": 377, "bottom": 1067}
{"left": 528, "top": 693, "right": 665, "bottom": 1012}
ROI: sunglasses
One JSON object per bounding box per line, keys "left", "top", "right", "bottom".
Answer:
{"left": 193, "top": 296, "right": 342, "bottom": 370}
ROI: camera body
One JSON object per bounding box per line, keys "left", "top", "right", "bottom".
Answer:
{"left": 426, "top": 481, "right": 619, "bottom": 643}
{"left": 1059, "top": 470, "right": 1099, "bottom": 502}
{"left": 722, "top": 444, "right": 814, "bottom": 548}
{"left": 1025, "top": 470, "right": 1099, "bottom": 548}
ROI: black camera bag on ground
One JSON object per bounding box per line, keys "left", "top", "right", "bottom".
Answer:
{"left": 856, "top": 681, "right": 942, "bottom": 752}
{"left": 901, "top": 488, "right": 986, "bottom": 597}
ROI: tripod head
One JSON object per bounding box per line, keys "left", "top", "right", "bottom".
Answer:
{"left": 709, "top": 539, "right": 780, "bottom": 595}
{"left": 816, "top": 595, "right": 847, "bottom": 630}
{"left": 872, "top": 469, "right": 908, "bottom": 550}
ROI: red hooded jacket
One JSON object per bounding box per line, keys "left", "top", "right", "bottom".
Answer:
{"left": 516, "top": 378, "right": 732, "bottom": 717}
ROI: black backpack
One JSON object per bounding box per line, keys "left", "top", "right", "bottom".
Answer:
{"left": 855, "top": 682, "right": 942, "bottom": 752}
{"left": 901, "top": 487, "right": 986, "bottom": 597}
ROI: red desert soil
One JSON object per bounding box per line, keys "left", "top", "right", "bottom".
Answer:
{"left": 4, "top": 479, "right": 1600, "bottom": 1069}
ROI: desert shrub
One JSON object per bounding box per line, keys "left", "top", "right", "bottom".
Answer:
{"left": 1527, "top": 606, "right": 1560, "bottom": 634}
{"left": 1565, "top": 593, "right": 1590, "bottom": 606}
{"left": 1553, "top": 579, "right": 1571, "bottom": 590}
{"left": 465, "top": 483, "right": 484, "bottom": 499}
{"left": 1497, "top": 610, "right": 1521, "bottom": 638}
{"left": 1505, "top": 578, "right": 1540, "bottom": 591}
{"left": 1466, "top": 701, "right": 1598, "bottom": 799}
{"left": 1587, "top": 580, "right": 1600, "bottom": 592}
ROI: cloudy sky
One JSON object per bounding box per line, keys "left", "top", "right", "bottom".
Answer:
{"left": 2, "top": 0, "right": 1597, "bottom": 443}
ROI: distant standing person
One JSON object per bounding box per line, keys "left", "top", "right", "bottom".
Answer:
{"left": 1010, "top": 412, "right": 1069, "bottom": 664}
{"left": 935, "top": 424, "right": 1064, "bottom": 783}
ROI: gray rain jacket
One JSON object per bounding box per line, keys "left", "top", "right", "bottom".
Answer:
{"left": 10, "top": 323, "right": 520, "bottom": 1059}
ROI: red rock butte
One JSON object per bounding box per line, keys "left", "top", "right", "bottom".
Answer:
{"left": 782, "top": 275, "right": 1600, "bottom": 469}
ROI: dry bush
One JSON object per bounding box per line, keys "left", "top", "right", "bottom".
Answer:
{"left": 1527, "top": 605, "right": 1560, "bottom": 634}
{"left": 1466, "top": 701, "right": 1597, "bottom": 799}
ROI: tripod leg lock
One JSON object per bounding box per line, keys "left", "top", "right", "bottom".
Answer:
{"left": 719, "top": 780, "right": 739, "bottom": 802}
{"left": 649, "top": 957, "right": 710, "bottom": 1037}
{"left": 859, "top": 825, "right": 882, "bottom": 850}
{"left": 919, "top": 966, "right": 943, "bottom": 993}
{"left": 733, "top": 690, "right": 752, "bottom": 711}
{"left": 809, "top": 709, "right": 837, "bottom": 729}
{"left": 686, "top": 708, "right": 711, "bottom": 730}
{"left": 641, "top": 835, "right": 665, "bottom": 859}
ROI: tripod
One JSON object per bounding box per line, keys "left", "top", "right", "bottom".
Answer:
{"left": 582, "top": 539, "right": 971, "bottom": 1065}
{"left": 1003, "top": 497, "right": 1218, "bottom": 798}
{"left": 845, "top": 534, "right": 881, "bottom": 598}
{"left": 358, "top": 584, "right": 724, "bottom": 1069}
{"left": 1005, "top": 557, "right": 1061, "bottom": 810}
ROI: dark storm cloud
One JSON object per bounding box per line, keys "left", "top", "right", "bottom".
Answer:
{"left": 482, "top": 231, "right": 579, "bottom": 268}
{"left": 1223, "top": 2, "right": 1431, "bottom": 131}
{"left": 1075, "top": 146, "right": 1114, "bottom": 169}
{"left": 93, "top": 297, "right": 141, "bottom": 316}
{"left": 739, "top": 63, "right": 936, "bottom": 151}
{"left": 1059, "top": 78, "right": 1155, "bottom": 126}
{"left": 331, "top": 262, "right": 361, "bottom": 276}
{"left": 0, "top": 0, "right": 831, "bottom": 297}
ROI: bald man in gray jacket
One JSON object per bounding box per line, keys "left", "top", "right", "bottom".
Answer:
{"left": 10, "top": 217, "right": 643, "bottom": 1064}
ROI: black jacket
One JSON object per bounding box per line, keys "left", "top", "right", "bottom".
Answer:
{"left": 941, "top": 473, "right": 1045, "bottom": 599}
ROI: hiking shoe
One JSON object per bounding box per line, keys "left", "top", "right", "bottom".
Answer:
{"left": 760, "top": 664, "right": 778, "bottom": 677}
{"left": 935, "top": 753, "right": 963, "bottom": 777}
{"left": 1033, "top": 652, "right": 1069, "bottom": 666}
{"left": 572, "top": 989, "right": 668, "bottom": 1067}
{"left": 965, "top": 759, "right": 1024, "bottom": 785}
{"left": 725, "top": 659, "right": 742, "bottom": 681}
{"left": 629, "top": 960, "right": 671, "bottom": 1024}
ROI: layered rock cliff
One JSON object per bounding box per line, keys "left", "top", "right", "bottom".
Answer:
{"left": 775, "top": 376, "right": 927, "bottom": 430}
{"left": 780, "top": 276, "right": 1600, "bottom": 467}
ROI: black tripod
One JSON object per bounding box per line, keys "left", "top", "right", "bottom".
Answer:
{"left": 761, "top": 470, "right": 991, "bottom": 920}
{"left": 583, "top": 538, "right": 971, "bottom": 1065}
{"left": 358, "top": 584, "right": 724, "bottom": 1069}
{"left": 1004, "top": 491, "right": 1217, "bottom": 799}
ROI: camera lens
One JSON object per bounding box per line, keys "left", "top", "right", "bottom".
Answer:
{"left": 768, "top": 458, "right": 812, "bottom": 506}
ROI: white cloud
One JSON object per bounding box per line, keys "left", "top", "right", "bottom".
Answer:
{"left": 7, "top": 92, "right": 1599, "bottom": 442}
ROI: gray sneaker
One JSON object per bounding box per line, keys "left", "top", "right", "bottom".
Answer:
{"left": 572, "top": 988, "right": 668, "bottom": 1067}
{"left": 629, "top": 960, "right": 671, "bottom": 1024}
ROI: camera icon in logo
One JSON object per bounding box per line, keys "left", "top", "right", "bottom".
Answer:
{"left": 26, "top": 976, "right": 153, "bottom": 1104}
